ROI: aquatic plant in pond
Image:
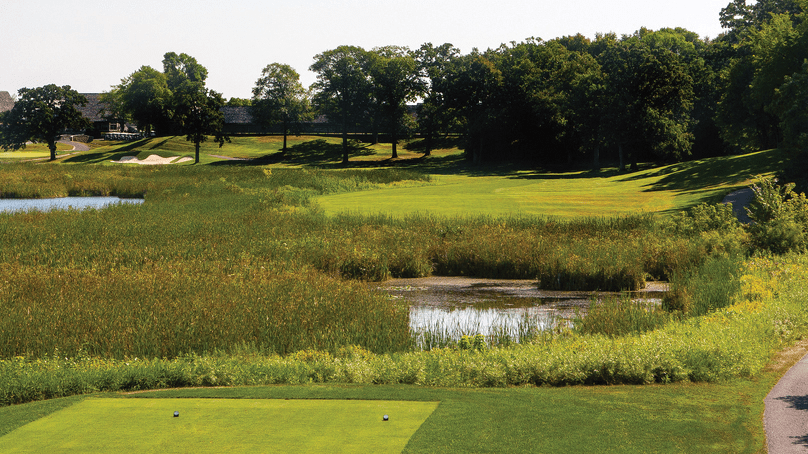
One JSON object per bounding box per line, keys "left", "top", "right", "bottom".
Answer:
{"left": 410, "top": 306, "right": 556, "bottom": 349}
{"left": 0, "top": 197, "right": 143, "bottom": 212}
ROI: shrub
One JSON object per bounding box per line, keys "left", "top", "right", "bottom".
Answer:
{"left": 746, "top": 177, "right": 808, "bottom": 253}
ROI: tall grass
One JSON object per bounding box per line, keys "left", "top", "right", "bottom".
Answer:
{"left": 1, "top": 163, "right": 807, "bottom": 407}
{"left": 663, "top": 255, "right": 744, "bottom": 316}
{"left": 0, "top": 266, "right": 410, "bottom": 358}
{"left": 0, "top": 164, "right": 750, "bottom": 362}
{"left": 4, "top": 253, "right": 808, "bottom": 405}
{"left": 573, "top": 297, "right": 679, "bottom": 337}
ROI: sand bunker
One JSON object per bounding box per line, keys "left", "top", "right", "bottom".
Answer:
{"left": 111, "top": 155, "right": 193, "bottom": 165}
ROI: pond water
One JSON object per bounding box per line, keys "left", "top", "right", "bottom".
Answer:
{"left": 0, "top": 197, "right": 143, "bottom": 213}
{"left": 377, "top": 277, "right": 666, "bottom": 346}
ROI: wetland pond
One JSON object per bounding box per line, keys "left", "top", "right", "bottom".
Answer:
{"left": 377, "top": 277, "right": 667, "bottom": 345}
{"left": 0, "top": 197, "right": 143, "bottom": 213}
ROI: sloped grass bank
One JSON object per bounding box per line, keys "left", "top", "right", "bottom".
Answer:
{"left": 1, "top": 255, "right": 804, "bottom": 407}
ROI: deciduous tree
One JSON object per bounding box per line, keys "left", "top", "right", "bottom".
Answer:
{"left": 599, "top": 40, "right": 695, "bottom": 169}
{"left": 106, "top": 66, "right": 171, "bottom": 135}
{"left": 172, "top": 80, "right": 229, "bottom": 164}
{"left": 442, "top": 51, "right": 503, "bottom": 164}
{"left": 0, "top": 84, "right": 89, "bottom": 161}
{"left": 162, "top": 53, "right": 227, "bottom": 163}
{"left": 367, "top": 46, "right": 426, "bottom": 158}
{"left": 252, "top": 63, "right": 311, "bottom": 152}
{"left": 415, "top": 43, "right": 462, "bottom": 156}
{"left": 310, "top": 46, "right": 373, "bottom": 164}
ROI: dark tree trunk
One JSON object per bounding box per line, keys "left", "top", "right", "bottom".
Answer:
{"left": 341, "top": 111, "right": 349, "bottom": 164}
{"left": 391, "top": 123, "right": 398, "bottom": 159}
{"left": 195, "top": 141, "right": 201, "bottom": 164}
{"left": 593, "top": 143, "right": 600, "bottom": 170}
{"left": 282, "top": 119, "right": 288, "bottom": 152}
{"left": 618, "top": 143, "right": 625, "bottom": 172}
{"left": 48, "top": 139, "right": 57, "bottom": 161}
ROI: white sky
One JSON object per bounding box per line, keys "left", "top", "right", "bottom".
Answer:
{"left": 2, "top": 0, "right": 730, "bottom": 100}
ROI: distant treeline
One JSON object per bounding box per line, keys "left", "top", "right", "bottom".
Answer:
{"left": 102, "top": 0, "right": 808, "bottom": 168}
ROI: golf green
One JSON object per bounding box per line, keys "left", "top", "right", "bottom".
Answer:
{"left": 0, "top": 398, "right": 439, "bottom": 453}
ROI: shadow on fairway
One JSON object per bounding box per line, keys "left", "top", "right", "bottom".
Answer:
{"left": 619, "top": 149, "right": 786, "bottom": 193}
{"left": 210, "top": 139, "right": 377, "bottom": 168}
{"left": 63, "top": 138, "right": 165, "bottom": 164}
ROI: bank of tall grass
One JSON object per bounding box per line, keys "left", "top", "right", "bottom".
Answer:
{"left": 0, "top": 164, "right": 751, "bottom": 360}
{"left": 2, "top": 253, "right": 805, "bottom": 407}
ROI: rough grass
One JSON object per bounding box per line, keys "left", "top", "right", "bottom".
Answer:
{"left": 0, "top": 145, "right": 799, "bottom": 452}
{"left": 0, "top": 163, "right": 759, "bottom": 360}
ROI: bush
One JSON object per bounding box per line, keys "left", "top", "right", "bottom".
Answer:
{"left": 746, "top": 177, "right": 808, "bottom": 253}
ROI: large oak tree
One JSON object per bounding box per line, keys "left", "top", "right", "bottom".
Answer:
{"left": 0, "top": 85, "right": 89, "bottom": 161}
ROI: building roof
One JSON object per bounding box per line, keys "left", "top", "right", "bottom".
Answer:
{"left": 0, "top": 91, "right": 14, "bottom": 113}
{"left": 221, "top": 106, "right": 253, "bottom": 124}
{"left": 78, "top": 93, "right": 108, "bottom": 122}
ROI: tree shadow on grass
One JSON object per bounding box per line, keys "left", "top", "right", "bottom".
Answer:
{"left": 206, "top": 137, "right": 787, "bottom": 208}
{"left": 618, "top": 149, "right": 786, "bottom": 193}
{"left": 212, "top": 139, "right": 378, "bottom": 167}
{"left": 63, "top": 138, "right": 172, "bottom": 164}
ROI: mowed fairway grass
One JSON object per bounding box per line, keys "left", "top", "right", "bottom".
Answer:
{"left": 315, "top": 148, "right": 787, "bottom": 218}
{"left": 1, "top": 397, "right": 437, "bottom": 453}
{"left": 0, "top": 142, "right": 74, "bottom": 160}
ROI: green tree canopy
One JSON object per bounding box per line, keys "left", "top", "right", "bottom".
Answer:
{"left": 106, "top": 65, "right": 171, "bottom": 134}
{"left": 721, "top": 0, "right": 804, "bottom": 41}
{"left": 0, "top": 85, "right": 89, "bottom": 161}
{"left": 251, "top": 63, "right": 311, "bottom": 152}
{"left": 599, "top": 40, "right": 695, "bottom": 169}
{"left": 442, "top": 51, "right": 504, "bottom": 164}
{"left": 367, "top": 46, "right": 426, "bottom": 158}
{"left": 163, "top": 52, "right": 208, "bottom": 91}
{"left": 415, "top": 42, "right": 462, "bottom": 155}
{"left": 772, "top": 60, "right": 808, "bottom": 149}
{"left": 172, "top": 80, "right": 228, "bottom": 164}
{"left": 310, "top": 46, "right": 373, "bottom": 164}
{"left": 161, "top": 52, "right": 227, "bottom": 163}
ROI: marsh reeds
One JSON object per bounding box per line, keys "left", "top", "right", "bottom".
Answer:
{"left": 0, "top": 164, "right": 752, "bottom": 362}
{"left": 573, "top": 296, "right": 679, "bottom": 337}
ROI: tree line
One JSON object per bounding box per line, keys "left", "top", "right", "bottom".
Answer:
{"left": 4, "top": 0, "right": 808, "bottom": 168}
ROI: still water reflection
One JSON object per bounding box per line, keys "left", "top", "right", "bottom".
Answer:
{"left": 0, "top": 197, "right": 143, "bottom": 212}
{"left": 378, "top": 277, "right": 665, "bottom": 344}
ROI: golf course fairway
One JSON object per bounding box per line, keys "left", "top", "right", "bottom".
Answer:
{"left": 0, "top": 398, "right": 439, "bottom": 453}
